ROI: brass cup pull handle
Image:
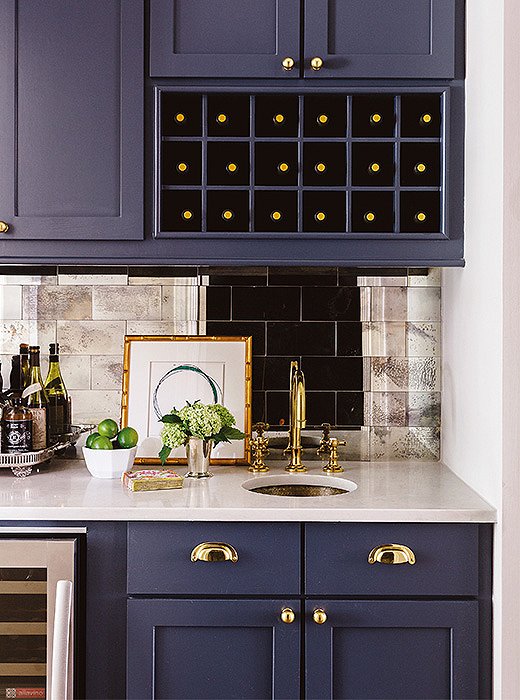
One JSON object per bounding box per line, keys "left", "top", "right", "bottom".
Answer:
{"left": 190, "top": 542, "right": 238, "bottom": 563}
{"left": 368, "top": 544, "right": 416, "bottom": 565}
{"left": 282, "top": 57, "right": 295, "bottom": 71}
{"left": 310, "top": 56, "right": 324, "bottom": 71}
{"left": 313, "top": 608, "right": 327, "bottom": 625}
{"left": 0, "top": 221, "right": 10, "bottom": 233}
{"left": 280, "top": 607, "right": 295, "bottom": 624}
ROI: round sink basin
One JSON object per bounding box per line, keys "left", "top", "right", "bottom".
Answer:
{"left": 242, "top": 474, "right": 357, "bottom": 497}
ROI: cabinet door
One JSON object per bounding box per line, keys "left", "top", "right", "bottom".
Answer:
{"left": 150, "top": 0, "right": 300, "bottom": 78}
{"left": 304, "top": 0, "right": 459, "bottom": 78}
{"left": 0, "top": 0, "right": 144, "bottom": 241}
{"left": 127, "top": 599, "right": 300, "bottom": 699}
{"left": 305, "top": 600, "right": 478, "bottom": 700}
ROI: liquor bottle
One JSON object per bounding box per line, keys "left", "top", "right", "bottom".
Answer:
{"left": 44, "top": 343, "right": 70, "bottom": 439}
{"left": 19, "top": 344, "right": 30, "bottom": 393}
{"left": 1, "top": 398, "right": 32, "bottom": 453}
{"left": 25, "top": 346, "right": 49, "bottom": 450}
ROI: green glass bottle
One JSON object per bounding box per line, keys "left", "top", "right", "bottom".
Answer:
{"left": 26, "top": 346, "right": 49, "bottom": 450}
{"left": 19, "top": 343, "right": 30, "bottom": 394}
{"left": 44, "top": 343, "right": 70, "bottom": 439}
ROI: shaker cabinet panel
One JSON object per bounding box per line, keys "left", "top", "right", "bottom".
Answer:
{"left": 305, "top": 600, "right": 479, "bottom": 700}
{"left": 0, "top": 0, "right": 144, "bottom": 241}
{"left": 304, "top": 0, "right": 459, "bottom": 79}
{"left": 150, "top": 0, "right": 301, "bottom": 78}
{"left": 127, "top": 599, "right": 301, "bottom": 700}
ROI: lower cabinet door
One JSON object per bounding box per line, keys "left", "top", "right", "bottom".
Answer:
{"left": 305, "top": 600, "right": 479, "bottom": 700}
{"left": 127, "top": 598, "right": 300, "bottom": 699}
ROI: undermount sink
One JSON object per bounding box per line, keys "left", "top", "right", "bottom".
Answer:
{"left": 242, "top": 474, "right": 357, "bottom": 497}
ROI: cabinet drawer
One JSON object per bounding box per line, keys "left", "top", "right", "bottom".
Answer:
{"left": 128, "top": 522, "right": 300, "bottom": 595}
{"left": 305, "top": 523, "right": 480, "bottom": 596}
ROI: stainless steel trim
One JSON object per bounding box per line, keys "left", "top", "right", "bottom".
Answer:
{"left": 0, "top": 527, "right": 86, "bottom": 534}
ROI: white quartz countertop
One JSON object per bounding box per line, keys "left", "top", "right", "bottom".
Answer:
{"left": 0, "top": 458, "right": 495, "bottom": 522}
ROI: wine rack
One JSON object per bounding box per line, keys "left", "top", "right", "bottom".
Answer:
{"left": 157, "top": 90, "right": 446, "bottom": 237}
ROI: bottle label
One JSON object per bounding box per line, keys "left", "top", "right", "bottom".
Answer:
{"left": 28, "top": 408, "right": 46, "bottom": 450}
{"left": 2, "top": 419, "right": 33, "bottom": 453}
{"left": 22, "top": 383, "right": 42, "bottom": 399}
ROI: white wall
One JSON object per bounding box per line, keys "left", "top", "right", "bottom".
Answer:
{"left": 442, "top": 1, "right": 507, "bottom": 696}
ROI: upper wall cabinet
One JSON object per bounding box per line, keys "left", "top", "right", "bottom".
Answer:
{"left": 150, "top": 0, "right": 301, "bottom": 78}
{"left": 150, "top": 0, "right": 460, "bottom": 79}
{"left": 0, "top": 0, "right": 144, "bottom": 241}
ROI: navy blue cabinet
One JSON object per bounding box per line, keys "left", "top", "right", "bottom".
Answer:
{"left": 305, "top": 600, "right": 479, "bottom": 700}
{"left": 150, "top": 0, "right": 301, "bottom": 78}
{"left": 127, "top": 599, "right": 300, "bottom": 699}
{"left": 150, "top": 0, "right": 461, "bottom": 79}
{"left": 0, "top": 0, "right": 144, "bottom": 241}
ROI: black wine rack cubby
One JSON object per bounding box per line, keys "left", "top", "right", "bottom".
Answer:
{"left": 157, "top": 89, "right": 446, "bottom": 237}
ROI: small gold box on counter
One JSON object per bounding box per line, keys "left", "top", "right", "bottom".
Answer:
{"left": 122, "top": 469, "right": 184, "bottom": 492}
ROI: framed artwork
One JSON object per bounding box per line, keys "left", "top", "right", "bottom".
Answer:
{"left": 121, "top": 336, "right": 252, "bottom": 465}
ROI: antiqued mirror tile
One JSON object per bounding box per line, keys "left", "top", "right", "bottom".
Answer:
{"left": 57, "top": 320, "right": 125, "bottom": 355}
{"left": 0, "top": 286, "right": 22, "bottom": 320}
{"left": 364, "top": 392, "right": 406, "bottom": 427}
{"left": 69, "top": 390, "right": 121, "bottom": 425}
{"left": 408, "top": 268, "right": 442, "bottom": 287}
{"left": 357, "top": 275, "right": 408, "bottom": 287}
{"left": 370, "top": 427, "right": 440, "bottom": 461}
{"left": 370, "top": 357, "right": 440, "bottom": 392}
{"left": 93, "top": 286, "right": 161, "bottom": 321}
{"left": 162, "top": 286, "right": 199, "bottom": 321}
{"left": 406, "top": 392, "right": 441, "bottom": 427}
{"left": 0, "top": 321, "right": 56, "bottom": 355}
{"left": 126, "top": 320, "right": 199, "bottom": 336}
{"left": 406, "top": 322, "right": 441, "bottom": 356}
{"left": 23, "top": 285, "right": 92, "bottom": 320}
{"left": 58, "top": 273, "right": 128, "bottom": 286}
{"left": 407, "top": 287, "right": 440, "bottom": 321}
{"left": 91, "top": 356, "right": 124, "bottom": 390}
{"left": 362, "top": 322, "right": 406, "bottom": 357}
{"left": 54, "top": 355, "right": 91, "bottom": 390}
{"left": 371, "top": 287, "right": 407, "bottom": 321}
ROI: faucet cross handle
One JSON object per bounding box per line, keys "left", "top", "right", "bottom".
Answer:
{"left": 252, "top": 421, "right": 269, "bottom": 437}
{"left": 323, "top": 437, "right": 347, "bottom": 474}
{"left": 249, "top": 423, "right": 270, "bottom": 473}
{"left": 317, "top": 422, "right": 333, "bottom": 456}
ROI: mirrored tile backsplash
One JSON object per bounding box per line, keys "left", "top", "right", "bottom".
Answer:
{"left": 0, "top": 265, "right": 441, "bottom": 461}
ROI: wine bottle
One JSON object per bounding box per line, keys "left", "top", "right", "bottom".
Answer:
{"left": 1, "top": 398, "right": 32, "bottom": 453}
{"left": 44, "top": 343, "right": 70, "bottom": 439}
{"left": 9, "top": 355, "right": 20, "bottom": 395}
{"left": 25, "top": 346, "right": 49, "bottom": 449}
{"left": 19, "top": 344, "right": 30, "bottom": 394}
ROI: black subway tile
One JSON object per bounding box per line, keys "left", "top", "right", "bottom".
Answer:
{"left": 337, "top": 392, "right": 365, "bottom": 427}
{"left": 267, "top": 322, "right": 335, "bottom": 356}
{"left": 206, "top": 287, "right": 231, "bottom": 320}
{"left": 337, "top": 322, "right": 363, "bottom": 356}
{"left": 59, "top": 265, "right": 127, "bottom": 275}
{"left": 338, "top": 267, "right": 408, "bottom": 285}
{"left": 206, "top": 321, "right": 265, "bottom": 355}
{"left": 252, "top": 391, "right": 267, "bottom": 424}
{"left": 252, "top": 356, "right": 297, "bottom": 391}
{"left": 305, "top": 392, "right": 336, "bottom": 428}
{"left": 128, "top": 265, "right": 198, "bottom": 278}
{"left": 266, "top": 391, "right": 290, "bottom": 428}
{"left": 203, "top": 266, "right": 268, "bottom": 286}
{"left": 302, "top": 357, "right": 363, "bottom": 391}
{"left": 0, "top": 265, "right": 57, "bottom": 276}
{"left": 232, "top": 287, "right": 300, "bottom": 321}
{"left": 302, "top": 287, "right": 360, "bottom": 321}
{"left": 268, "top": 267, "right": 338, "bottom": 286}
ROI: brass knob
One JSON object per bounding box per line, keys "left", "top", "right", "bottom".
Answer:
{"left": 280, "top": 607, "right": 295, "bottom": 624}
{"left": 310, "top": 56, "right": 324, "bottom": 71}
{"left": 282, "top": 57, "right": 295, "bottom": 71}
{"left": 191, "top": 542, "right": 239, "bottom": 563}
{"left": 368, "top": 544, "right": 416, "bottom": 565}
{"left": 0, "top": 222, "right": 9, "bottom": 233}
{"left": 313, "top": 608, "right": 327, "bottom": 624}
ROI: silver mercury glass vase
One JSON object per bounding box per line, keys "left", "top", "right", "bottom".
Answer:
{"left": 185, "top": 437, "right": 213, "bottom": 478}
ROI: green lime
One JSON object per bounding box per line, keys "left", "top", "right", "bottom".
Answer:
{"left": 117, "top": 426, "right": 139, "bottom": 449}
{"left": 97, "top": 418, "right": 119, "bottom": 439}
{"left": 86, "top": 432, "right": 100, "bottom": 448}
{"left": 90, "top": 435, "right": 113, "bottom": 450}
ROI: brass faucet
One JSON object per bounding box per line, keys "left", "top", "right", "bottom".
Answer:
{"left": 285, "top": 361, "right": 307, "bottom": 472}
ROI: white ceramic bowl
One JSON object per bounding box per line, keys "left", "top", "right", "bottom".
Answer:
{"left": 82, "top": 446, "right": 138, "bottom": 479}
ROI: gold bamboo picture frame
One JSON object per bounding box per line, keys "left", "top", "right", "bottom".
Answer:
{"left": 121, "top": 336, "right": 252, "bottom": 465}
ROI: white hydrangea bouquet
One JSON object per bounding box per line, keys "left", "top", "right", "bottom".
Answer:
{"left": 159, "top": 400, "right": 245, "bottom": 466}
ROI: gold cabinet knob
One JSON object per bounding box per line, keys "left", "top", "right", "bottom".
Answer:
{"left": 282, "top": 57, "right": 295, "bottom": 71}
{"left": 0, "top": 222, "right": 9, "bottom": 233}
{"left": 190, "top": 542, "right": 238, "bottom": 563}
{"left": 280, "top": 607, "right": 295, "bottom": 624}
{"left": 368, "top": 544, "right": 416, "bottom": 565}
{"left": 313, "top": 608, "right": 327, "bottom": 625}
{"left": 310, "top": 56, "right": 324, "bottom": 71}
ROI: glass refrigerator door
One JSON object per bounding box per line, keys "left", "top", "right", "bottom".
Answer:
{"left": 0, "top": 540, "right": 75, "bottom": 699}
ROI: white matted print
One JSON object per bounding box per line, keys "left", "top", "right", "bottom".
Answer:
{"left": 122, "top": 336, "right": 252, "bottom": 464}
